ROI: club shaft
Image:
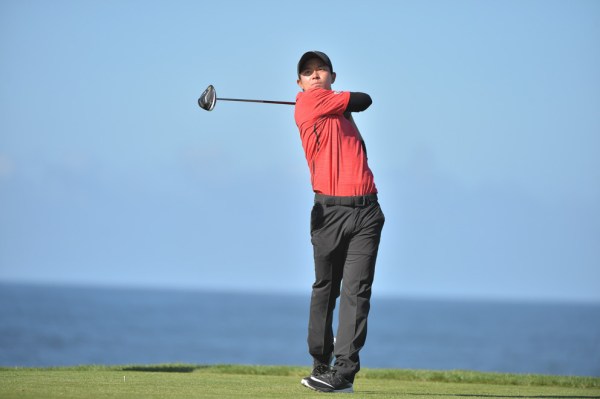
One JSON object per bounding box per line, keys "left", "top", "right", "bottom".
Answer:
{"left": 218, "top": 97, "right": 295, "bottom": 106}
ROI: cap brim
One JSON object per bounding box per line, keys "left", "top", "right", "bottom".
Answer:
{"left": 297, "top": 51, "right": 332, "bottom": 75}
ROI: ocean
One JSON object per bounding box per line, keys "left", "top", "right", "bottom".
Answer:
{"left": 0, "top": 282, "right": 598, "bottom": 376}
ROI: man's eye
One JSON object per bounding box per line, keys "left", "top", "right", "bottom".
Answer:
{"left": 301, "top": 65, "right": 328, "bottom": 76}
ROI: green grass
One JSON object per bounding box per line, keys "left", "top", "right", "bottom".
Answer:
{"left": 1, "top": 364, "right": 598, "bottom": 399}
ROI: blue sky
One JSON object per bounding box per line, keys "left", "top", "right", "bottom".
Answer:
{"left": 1, "top": 0, "right": 598, "bottom": 302}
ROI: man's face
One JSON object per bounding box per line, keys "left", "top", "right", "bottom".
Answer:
{"left": 297, "top": 57, "right": 336, "bottom": 91}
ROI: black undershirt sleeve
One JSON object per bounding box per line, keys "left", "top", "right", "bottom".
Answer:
{"left": 345, "top": 92, "right": 372, "bottom": 113}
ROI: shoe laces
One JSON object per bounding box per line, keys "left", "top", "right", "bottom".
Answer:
{"left": 326, "top": 369, "right": 348, "bottom": 384}
{"left": 313, "top": 363, "right": 330, "bottom": 375}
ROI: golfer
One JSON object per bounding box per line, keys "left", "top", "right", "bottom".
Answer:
{"left": 295, "top": 51, "right": 385, "bottom": 393}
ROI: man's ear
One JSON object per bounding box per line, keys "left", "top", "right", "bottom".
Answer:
{"left": 331, "top": 72, "right": 336, "bottom": 84}
{"left": 297, "top": 78, "right": 304, "bottom": 90}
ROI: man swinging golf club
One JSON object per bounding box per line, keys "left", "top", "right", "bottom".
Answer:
{"left": 295, "top": 51, "right": 385, "bottom": 393}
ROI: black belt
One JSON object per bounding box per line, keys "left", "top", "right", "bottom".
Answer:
{"left": 314, "top": 193, "right": 378, "bottom": 207}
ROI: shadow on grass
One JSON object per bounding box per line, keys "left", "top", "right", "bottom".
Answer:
{"left": 123, "top": 365, "right": 208, "bottom": 373}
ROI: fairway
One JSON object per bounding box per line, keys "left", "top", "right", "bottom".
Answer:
{"left": 1, "top": 365, "right": 599, "bottom": 399}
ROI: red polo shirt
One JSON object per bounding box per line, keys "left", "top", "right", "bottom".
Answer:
{"left": 294, "top": 88, "right": 377, "bottom": 196}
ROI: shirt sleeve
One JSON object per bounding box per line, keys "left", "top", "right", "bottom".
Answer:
{"left": 301, "top": 88, "right": 350, "bottom": 119}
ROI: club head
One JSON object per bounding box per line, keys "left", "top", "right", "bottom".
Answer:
{"left": 198, "top": 85, "right": 217, "bottom": 111}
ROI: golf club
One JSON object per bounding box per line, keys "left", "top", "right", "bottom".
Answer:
{"left": 198, "top": 85, "right": 295, "bottom": 111}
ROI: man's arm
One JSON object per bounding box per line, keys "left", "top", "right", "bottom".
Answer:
{"left": 345, "top": 92, "right": 372, "bottom": 113}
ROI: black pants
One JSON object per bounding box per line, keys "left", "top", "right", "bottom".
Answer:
{"left": 308, "top": 194, "right": 385, "bottom": 382}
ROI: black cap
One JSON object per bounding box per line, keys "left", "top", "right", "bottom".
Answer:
{"left": 297, "top": 51, "right": 333, "bottom": 76}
